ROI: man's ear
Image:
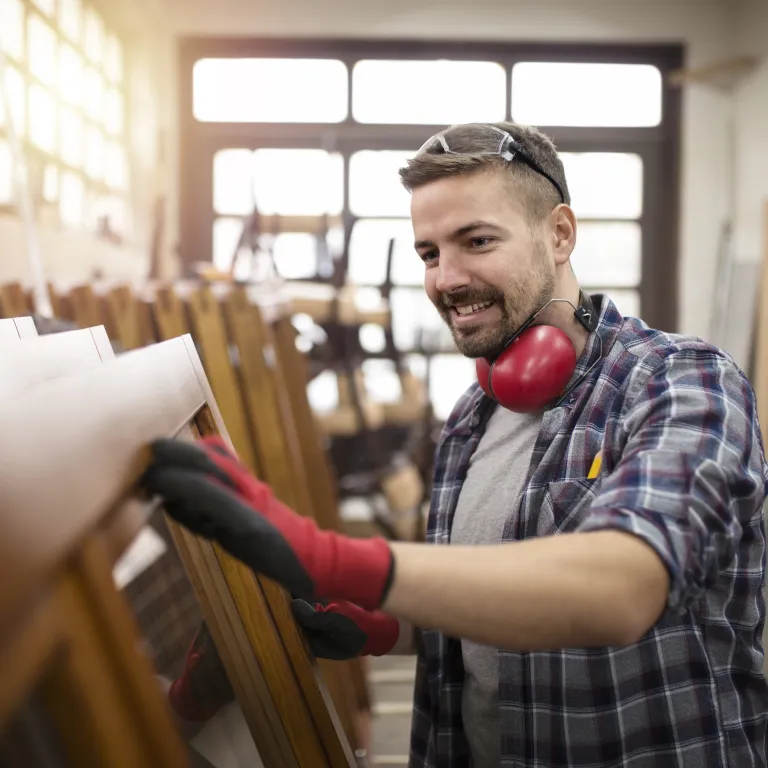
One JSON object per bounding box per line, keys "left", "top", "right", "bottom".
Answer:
{"left": 549, "top": 204, "right": 577, "bottom": 267}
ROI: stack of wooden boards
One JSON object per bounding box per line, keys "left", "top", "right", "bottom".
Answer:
{"left": 0, "top": 281, "right": 388, "bottom": 766}
{"left": 0, "top": 278, "right": 431, "bottom": 542}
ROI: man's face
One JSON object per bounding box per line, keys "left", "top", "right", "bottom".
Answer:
{"left": 411, "top": 169, "right": 556, "bottom": 359}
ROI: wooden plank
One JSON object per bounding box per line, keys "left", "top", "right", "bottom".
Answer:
{"left": 0, "top": 315, "right": 36, "bottom": 342}
{"left": 0, "top": 338, "right": 206, "bottom": 627}
{"left": 0, "top": 327, "right": 111, "bottom": 396}
{"left": 223, "top": 287, "right": 365, "bottom": 756}
{"left": 0, "top": 282, "right": 31, "bottom": 319}
{"left": 105, "top": 285, "right": 146, "bottom": 350}
{"left": 0, "top": 320, "right": 354, "bottom": 766}
{"left": 182, "top": 334, "right": 356, "bottom": 767}
{"left": 68, "top": 284, "right": 106, "bottom": 330}
{"left": 184, "top": 284, "right": 259, "bottom": 473}
{"left": 151, "top": 284, "right": 190, "bottom": 341}
{"left": 0, "top": 319, "right": 25, "bottom": 342}
{"left": 754, "top": 200, "right": 768, "bottom": 426}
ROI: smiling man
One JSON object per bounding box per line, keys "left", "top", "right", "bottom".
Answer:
{"left": 143, "top": 122, "right": 768, "bottom": 767}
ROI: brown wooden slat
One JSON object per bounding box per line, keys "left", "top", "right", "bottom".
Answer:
{"left": 184, "top": 285, "right": 259, "bottom": 473}
{"left": 0, "top": 283, "right": 31, "bottom": 319}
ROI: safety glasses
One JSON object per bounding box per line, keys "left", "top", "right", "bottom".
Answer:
{"left": 416, "top": 124, "right": 567, "bottom": 204}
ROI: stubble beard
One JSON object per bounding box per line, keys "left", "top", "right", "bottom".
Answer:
{"left": 439, "top": 245, "right": 556, "bottom": 360}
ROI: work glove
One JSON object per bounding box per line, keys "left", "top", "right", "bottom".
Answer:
{"left": 167, "top": 598, "right": 399, "bottom": 726}
{"left": 140, "top": 437, "right": 396, "bottom": 611}
{"left": 291, "top": 599, "right": 401, "bottom": 660}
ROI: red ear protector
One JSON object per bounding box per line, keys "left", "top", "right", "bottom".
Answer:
{"left": 475, "top": 291, "right": 600, "bottom": 413}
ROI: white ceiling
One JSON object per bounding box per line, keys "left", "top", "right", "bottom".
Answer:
{"left": 153, "top": 0, "right": 736, "bottom": 53}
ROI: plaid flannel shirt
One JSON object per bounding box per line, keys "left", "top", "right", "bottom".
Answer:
{"left": 409, "top": 294, "right": 768, "bottom": 767}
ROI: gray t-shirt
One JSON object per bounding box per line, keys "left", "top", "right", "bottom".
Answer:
{"left": 450, "top": 405, "right": 542, "bottom": 767}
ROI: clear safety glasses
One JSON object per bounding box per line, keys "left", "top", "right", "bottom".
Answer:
{"left": 416, "top": 124, "right": 567, "bottom": 204}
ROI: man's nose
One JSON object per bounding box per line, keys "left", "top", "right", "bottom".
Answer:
{"left": 434, "top": 255, "right": 470, "bottom": 295}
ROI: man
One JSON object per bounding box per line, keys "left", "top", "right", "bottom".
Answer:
{"left": 143, "top": 122, "right": 768, "bottom": 767}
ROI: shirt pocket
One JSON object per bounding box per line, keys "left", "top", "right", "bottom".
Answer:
{"left": 540, "top": 477, "right": 600, "bottom": 536}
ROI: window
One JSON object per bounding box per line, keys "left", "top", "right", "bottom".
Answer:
{"left": 0, "top": 0, "right": 130, "bottom": 238}
{"left": 349, "top": 150, "right": 415, "bottom": 218}
{"left": 348, "top": 218, "right": 422, "bottom": 286}
{"left": 183, "top": 40, "right": 682, "bottom": 424}
{"left": 193, "top": 58, "right": 349, "bottom": 123}
{"left": 352, "top": 60, "right": 506, "bottom": 125}
{"left": 512, "top": 62, "right": 662, "bottom": 127}
{"left": 560, "top": 152, "right": 644, "bottom": 219}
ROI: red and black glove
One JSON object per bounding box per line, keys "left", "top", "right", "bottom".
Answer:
{"left": 291, "top": 599, "right": 400, "bottom": 660}
{"left": 141, "top": 437, "right": 396, "bottom": 610}
{"left": 168, "top": 621, "right": 235, "bottom": 723}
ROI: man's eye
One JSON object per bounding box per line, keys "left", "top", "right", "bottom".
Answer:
{"left": 471, "top": 237, "right": 493, "bottom": 248}
{"left": 421, "top": 251, "right": 438, "bottom": 262}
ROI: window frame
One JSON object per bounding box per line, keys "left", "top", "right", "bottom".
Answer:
{"left": 178, "top": 37, "right": 683, "bottom": 334}
{"left": 0, "top": 0, "right": 130, "bottom": 237}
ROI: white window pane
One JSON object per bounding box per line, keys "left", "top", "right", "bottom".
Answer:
{"left": 59, "top": 171, "right": 84, "bottom": 226}
{"left": 561, "top": 152, "right": 643, "bottom": 219}
{"left": 307, "top": 369, "right": 338, "bottom": 412}
{"left": 0, "top": 0, "right": 25, "bottom": 61}
{"left": 404, "top": 353, "right": 428, "bottom": 380}
{"left": 429, "top": 354, "right": 476, "bottom": 420}
{"left": 212, "top": 217, "right": 244, "bottom": 272}
{"left": 359, "top": 324, "right": 386, "bottom": 354}
{"left": 589, "top": 289, "right": 640, "bottom": 319}
{"left": 571, "top": 222, "right": 641, "bottom": 287}
{"left": 84, "top": 126, "right": 105, "bottom": 179}
{"left": 512, "top": 62, "right": 662, "bottom": 127}
{"left": 213, "top": 148, "right": 252, "bottom": 215}
{"left": 349, "top": 218, "right": 424, "bottom": 286}
{"left": 353, "top": 60, "right": 505, "bottom": 125}
{"left": 60, "top": 44, "right": 84, "bottom": 106}
{"left": 390, "top": 287, "right": 445, "bottom": 351}
{"left": 42, "top": 163, "right": 57, "bottom": 202}
{"left": 252, "top": 149, "right": 343, "bottom": 216}
{"left": 84, "top": 67, "right": 105, "bottom": 122}
{"left": 362, "top": 359, "right": 401, "bottom": 403}
{"left": 29, "top": 85, "right": 56, "bottom": 152}
{"left": 83, "top": 6, "right": 105, "bottom": 63}
{"left": 350, "top": 150, "right": 415, "bottom": 217}
{"left": 273, "top": 233, "right": 318, "bottom": 279}
{"left": 105, "top": 88, "right": 123, "bottom": 134}
{"left": 105, "top": 141, "right": 128, "bottom": 190}
{"left": 193, "top": 58, "right": 348, "bottom": 123}
{"left": 30, "top": 0, "right": 53, "bottom": 16}
{"left": 105, "top": 34, "right": 123, "bottom": 83}
{"left": 28, "top": 13, "right": 57, "bottom": 87}
{"left": 0, "top": 66, "right": 26, "bottom": 137}
{"left": 0, "top": 140, "right": 13, "bottom": 204}
{"left": 60, "top": 106, "right": 83, "bottom": 167}
{"left": 58, "top": 0, "right": 82, "bottom": 43}
{"left": 87, "top": 193, "right": 128, "bottom": 236}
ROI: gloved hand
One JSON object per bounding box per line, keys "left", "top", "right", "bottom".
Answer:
{"left": 167, "top": 601, "right": 398, "bottom": 724}
{"left": 169, "top": 621, "right": 235, "bottom": 723}
{"left": 291, "top": 599, "right": 401, "bottom": 660}
{"left": 141, "top": 437, "right": 396, "bottom": 610}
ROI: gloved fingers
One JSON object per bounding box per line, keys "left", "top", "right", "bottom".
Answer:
{"left": 145, "top": 467, "right": 316, "bottom": 600}
{"left": 147, "top": 438, "right": 237, "bottom": 491}
{"left": 291, "top": 598, "right": 322, "bottom": 626}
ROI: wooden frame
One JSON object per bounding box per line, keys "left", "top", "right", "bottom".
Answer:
{"left": 0, "top": 317, "right": 37, "bottom": 342}
{"left": 0, "top": 330, "right": 356, "bottom": 766}
{"left": 147, "top": 281, "right": 371, "bottom": 754}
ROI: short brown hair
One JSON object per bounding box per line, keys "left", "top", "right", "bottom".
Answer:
{"left": 398, "top": 121, "right": 570, "bottom": 224}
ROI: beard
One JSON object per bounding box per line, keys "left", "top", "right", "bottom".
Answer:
{"left": 438, "top": 241, "right": 556, "bottom": 359}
